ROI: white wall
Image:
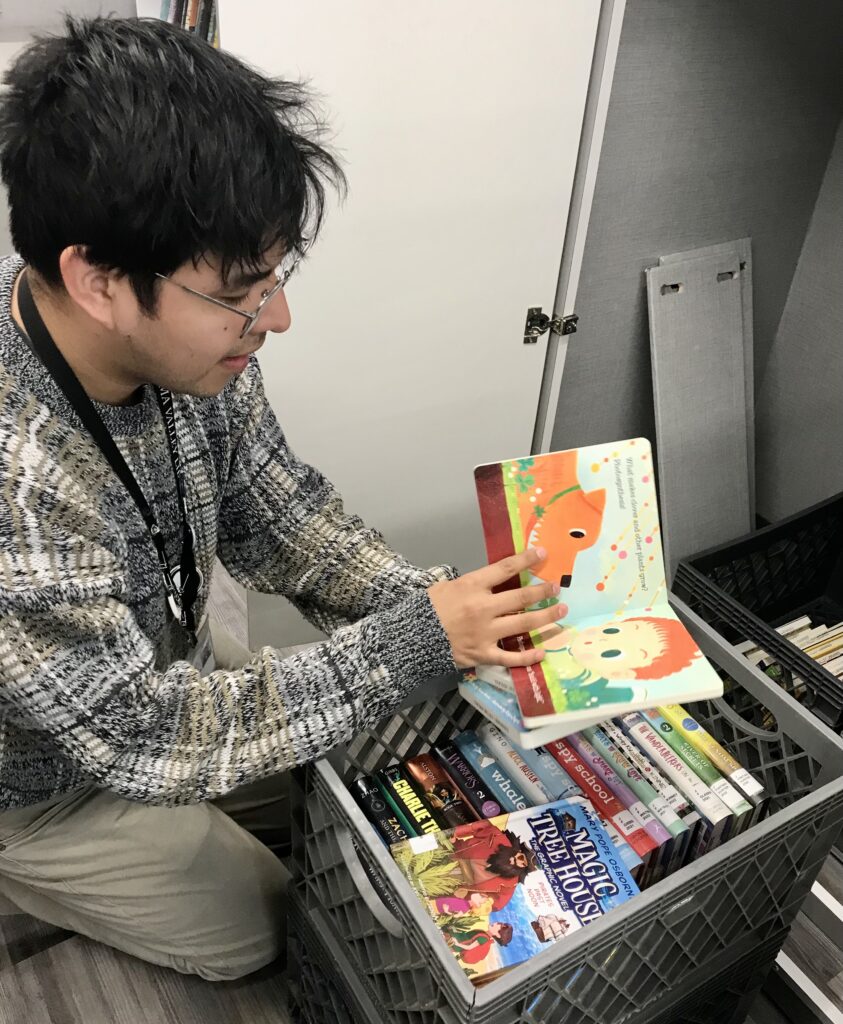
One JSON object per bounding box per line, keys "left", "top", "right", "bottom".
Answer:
{"left": 0, "top": 39, "right": 28, "bottom": 256}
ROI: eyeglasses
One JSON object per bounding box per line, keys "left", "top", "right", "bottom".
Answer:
{"left": 155, "top": 242, "right": 308, "bottom": 339}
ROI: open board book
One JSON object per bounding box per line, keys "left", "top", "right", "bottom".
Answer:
{"left": 471, "top": 438, "right": 723, "bottom": 728}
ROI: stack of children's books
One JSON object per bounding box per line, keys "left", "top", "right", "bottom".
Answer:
{"left": 464, "top": 438, "right": 725, "bottom": 747}
{"left": 351, "top": 706, "right": 766, "bottom": 983}
{"left": 737, "top": 615, "right": 843, "bottom": 689}
{"left": 349, "top": 438, "right": 769, "bottom": 984}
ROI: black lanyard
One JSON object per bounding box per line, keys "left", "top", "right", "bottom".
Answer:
{"left": 17, "top": 271, "right": 200, "bottom": 645}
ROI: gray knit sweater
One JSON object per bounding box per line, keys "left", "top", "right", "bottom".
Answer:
{"left": 0, "top": 254, "right": 457, "bottom": 810}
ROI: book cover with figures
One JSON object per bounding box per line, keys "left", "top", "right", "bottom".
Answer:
{"left": 433, "top": 742, "right": 504, "bottom": 820}
{"left": 390, "top": 800, "right": 638, "bottom": 982}
{"left": 453, "top": 730, "right": 531, "bottom": 813}
{"left": 473, "top": 439, "right": 723, "bottom": 726}
{"left": 405, "top": 754, "right": 479, "bottom": 828}
{"left": 379, "top": 765, "right": 442, "bottom": 836}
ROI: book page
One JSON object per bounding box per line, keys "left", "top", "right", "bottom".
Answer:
{"left": 518, "top": 604, "right": 722, "bottom": 723}
{"left": 475, "top": 438, "right": 666, "bottom": 627}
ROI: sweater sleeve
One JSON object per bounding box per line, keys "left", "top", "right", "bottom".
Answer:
{"left": 216, "top": 359, "right": 458, "bottom": 634}
{"left": 0, "top": 388, "right": 457, "bottom": 805}
{"left": 0, "top": 535, "right": 457, "bottom": 805}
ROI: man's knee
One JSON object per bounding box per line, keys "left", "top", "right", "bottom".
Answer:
{"left": 177, "top": 929, "right": 285, "bottom": 982}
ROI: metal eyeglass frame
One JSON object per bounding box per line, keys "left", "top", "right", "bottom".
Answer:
{"left": 154, "top": 242, "right": 309, "bottom": 339}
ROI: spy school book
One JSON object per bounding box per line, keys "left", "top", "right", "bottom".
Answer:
{"left": 473, "top": 438, "right": 724, "bottom": 728}
{"left": 390, "top": 799, "right": 638, "bottom": 982}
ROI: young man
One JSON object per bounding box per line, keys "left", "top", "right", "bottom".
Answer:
{"left": 0, "top": 17, "right": 562, "bottom": 981}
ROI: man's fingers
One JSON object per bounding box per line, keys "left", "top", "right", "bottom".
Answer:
{"left": 477, "top": 547, "right": 547, "bottom": 588}
{"left": 483, "top": 645, "right": 547, "bottom": 669}
{"left": 493, "top": 580, "right": 560, "bottom": 615}
{"left": 493, "top": 603, "right": 565, "bottom": 640}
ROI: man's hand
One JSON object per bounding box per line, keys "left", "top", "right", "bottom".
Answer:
{"left": 428, "top": 548, "right": 568, "bottom": 669}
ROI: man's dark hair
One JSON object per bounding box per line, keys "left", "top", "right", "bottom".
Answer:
{"left": 0, "top": 16, "right": 345, "bottom": 312}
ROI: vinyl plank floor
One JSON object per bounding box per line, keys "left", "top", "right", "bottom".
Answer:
{"left": 817, "top": 848, "right": 843, "bottom": 904}
{"left": 0, "top": 934, "right": 290, "bottom": 1024}
{"left": 781, "top": 909, "right": 843, "bottom": 1011}
{"left": 0, "top": 914, "right": 70, "bottom": 973}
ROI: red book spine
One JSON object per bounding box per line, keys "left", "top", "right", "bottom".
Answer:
{"left": 546, "top": 737, "right": 657, "bottom": 859}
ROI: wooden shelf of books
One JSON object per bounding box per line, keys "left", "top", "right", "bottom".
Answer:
{"left": 288, "top": 440, "right": 843, "bottom": 1024}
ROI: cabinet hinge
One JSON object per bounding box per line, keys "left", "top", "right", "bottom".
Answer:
{"left": 523, "top": 307, "right": 579, "bottom": 344}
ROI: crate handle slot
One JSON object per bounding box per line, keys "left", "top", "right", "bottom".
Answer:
{"left": 335, "top": 824, "right": 406, "bottom": 939}
{"left": 710, "top": 694, "right": 783, "bottom": 741}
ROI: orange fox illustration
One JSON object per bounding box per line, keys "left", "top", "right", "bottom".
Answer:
{"left": 517, "top": 451, "right": 606, "bottom": 588}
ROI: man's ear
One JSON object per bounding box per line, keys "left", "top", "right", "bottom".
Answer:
{"left": 58, "top": 245, "right": 122, "bottom": 329}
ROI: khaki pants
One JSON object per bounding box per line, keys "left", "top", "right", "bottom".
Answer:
{"left": 0, "top": 623, "right": 290, "bottom": 982}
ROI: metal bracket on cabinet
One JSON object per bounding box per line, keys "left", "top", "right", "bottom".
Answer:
{"left": 523, "top": 307, "right": 579, "bottom": 344}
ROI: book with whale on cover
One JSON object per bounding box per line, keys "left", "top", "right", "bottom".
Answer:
{"left": 472, "top": 438, "right": 723, "bottom": 729}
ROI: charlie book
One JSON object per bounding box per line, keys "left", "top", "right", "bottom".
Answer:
{"left": 473, "top": 438, "right": 723, "bottom": 727}
{"left": 390, "top": 799, "right": 638, "bottom": 982}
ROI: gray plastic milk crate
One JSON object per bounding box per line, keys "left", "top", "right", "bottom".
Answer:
{"left": 287, "top": 598, "right": 843, "bottom": 1024}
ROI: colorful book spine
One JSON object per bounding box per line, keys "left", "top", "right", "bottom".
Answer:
{"left": 351, "top": 775, "right": 412, "bottom": 846}
{"left": 404, "top": 753, "right": 478, "bottom": 827}
{"left": 570, "top": 732, "right": 674, "bottom": 881}
{"left": 514, "top": 742, "right": 586, "bottom": 802}
{"left": 600, "top": 718, "right": 690, "bottom": 816}
{"left": 477, "top": 723, "right": 552, "bottom": 805}
{"left": 459, "top": 677, "right": 604, "bottom": 749}
{"left": 583, "top": 724, "right": 691, "bottom": 874}
{"left": 453, "top": 730, "right": 530, "bottom": 812}
{"left": 471, "top": 664, "right": 516, "bottom": 694}
{"left": 658, "top": 704, "right": 767, "bottom": 818}
{"left": 378, "top": 765, "right": 441, "bottom": 836}
{"left": 640, "top": 709, "right": 753, "bottom": 834}
{"left": 599, "top": 719, "right": 702, "bottom": 858}
{"left": 546, "top": 736, "right": 658, "bottom": 885}
{"left": 370, "top": 773, "right": 419, "bottom": 838}
{"left": 458, "top": 678, "right": 529, "bottom": 745}
{"left": 432, "top": 742, "right": 503, "bottom": 819}
{"left": 569, "top": 733, "right": 669, "bottom": 843}
{"left": 620, "top": 713, "right": 732, "bottom": 856}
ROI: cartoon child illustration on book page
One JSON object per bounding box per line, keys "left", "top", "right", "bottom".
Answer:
{"left": 534, "top": 615, "right": 702, "bottom": 709}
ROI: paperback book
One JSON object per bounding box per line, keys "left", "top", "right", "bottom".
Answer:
{"left": 390, "top": 799, "right": 638, "bottom": 982}
{"left": 473, "top": 438, "right": 723, "bottom": 729}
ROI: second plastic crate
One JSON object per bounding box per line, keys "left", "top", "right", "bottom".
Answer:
{"left": 673, "top": 491, "right": 843, "bottom": 728}
{"left": 288, "top": 600, "right": 843, "bottom": 1024}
